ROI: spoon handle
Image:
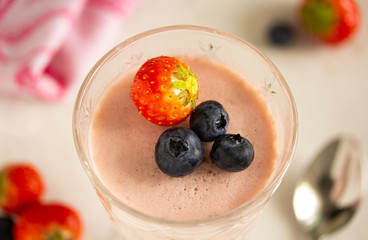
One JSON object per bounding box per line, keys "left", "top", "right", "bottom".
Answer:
{"left": 313, "top": 234, "right": 325, "bottom": 240}
{"left": 310, "top": 231, "right": 323, "bottom": 240}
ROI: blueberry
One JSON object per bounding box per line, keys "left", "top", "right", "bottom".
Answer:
{"left": 210, "top": 134, "right": 254, "bottom": 172}
{"left": 0, "top": 216, "right": 14, "bottom": 240}
{"left": 155, "top": 127, "right": 204, "bottom": 177}
{"left": 268, "top": 22, "right": 295, "bottom": 46}
{"left": 190, "top": 100, "right": 229, "bottom": 142}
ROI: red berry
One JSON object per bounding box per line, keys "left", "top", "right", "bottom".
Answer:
{"left": 13, "top": 203, "right": 83, "bottom": 240}
{"left": 300, "top": 0, "right": 360, "bottom": 44}
{"left": 130, "top": 56, "right": 199, "bottom": 126}
{"left": 0, "top": 164, "right": 44, "bottom": 214}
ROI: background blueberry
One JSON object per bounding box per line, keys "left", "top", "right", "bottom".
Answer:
{"left": 268, "top": 22, "right": 295, "bottom": 46}
{"left": 0, "top": 216, "right": 14, "bottom": 240}
{"left": 190, "top": 100, "right": 229, "bottom": 142}
{"left": 210, "top": 134, "right": 254, "bottom": 172}
{"left": 155, "top": 127, "right": 204, "bottom": 177}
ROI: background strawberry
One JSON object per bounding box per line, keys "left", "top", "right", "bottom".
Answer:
{"left": 13, "top": 203, "right": 83, "bottom": 240}
{"left": 300, "top": 0, "right": 360, "bottom": 44}
{"left": 130, "top": 56, "right": 199, "bottom": 126}
{"left": 0, "top": 164, "right": 44, "bottom": 214}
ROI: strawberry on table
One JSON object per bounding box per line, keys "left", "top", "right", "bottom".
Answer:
{"left": 13, "top": 203, "right": 83, "bottom": 240}
{"left": 0, "top": 164, "right": 44, "bottom": 214}
{"left": 300, "top": 0, "right": 360, "bottom": 44}
{"left": 130, "top": 56, "right": 199, "bottom": 126}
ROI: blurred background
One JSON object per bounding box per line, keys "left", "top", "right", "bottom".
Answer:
{"left": 1, "top": 0, "right": 367, "bottom": 239}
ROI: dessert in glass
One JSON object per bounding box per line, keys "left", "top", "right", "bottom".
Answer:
{"left": 73, "top": 25, "right": 298, "bottom": 239}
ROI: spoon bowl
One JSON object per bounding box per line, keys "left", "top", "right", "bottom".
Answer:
{"left": 293, "top": 135, "right": 363, "bottom": 240}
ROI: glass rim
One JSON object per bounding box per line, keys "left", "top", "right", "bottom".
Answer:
{"left": 73, "top": 25, "right": 298, "bottom": 227}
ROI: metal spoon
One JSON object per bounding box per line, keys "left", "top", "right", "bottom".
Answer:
{"left": 293, "top": 135, "right": 363, "bottom": 240}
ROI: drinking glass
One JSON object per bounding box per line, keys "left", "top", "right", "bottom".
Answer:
{"left": 73, "top": 25, "right": 298, "bottom": 240}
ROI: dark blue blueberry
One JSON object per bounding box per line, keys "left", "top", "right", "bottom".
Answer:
{"left": 190, "top": 100, "right": 229, "bottom": 142}
{"left": 155, "top": 127, "right": 204, "bottom": 177}
{"left": 210, "top": 134, "right": 254, "bottom": 172}
{"left": 268, "top": 22, "right": 295, "bottom": 46}
{"left": 0, "top": 216, "right": 14, "bottom": 240}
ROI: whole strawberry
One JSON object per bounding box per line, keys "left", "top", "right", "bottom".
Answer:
{"left": 130, "top": 56, "right": 199, "bottom": 126}
{"left": 13, "top": 203, "right": 83, "bottom": 240}
{"left": 0, "top": 164, "right": 44, "bottom": 214}
{"left": 300, "top": 0, "right": 360, "bottom": 44}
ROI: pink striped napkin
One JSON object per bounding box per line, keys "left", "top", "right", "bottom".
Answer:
{"left": 0, "top": 0, "right": 139, "bottom": 101}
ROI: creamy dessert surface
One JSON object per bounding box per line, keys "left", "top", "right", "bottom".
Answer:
{"left": 90, "top": 56, "right": 277, "bottom": 221}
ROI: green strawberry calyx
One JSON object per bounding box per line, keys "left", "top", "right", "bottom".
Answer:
{"left": 171, "top": 65, "right": 198, "bottom": 109}
{"left": 302, "top": 0, "right": 338, "bottom": 36}
{"left": 0, "top": 171, "right": 6, "bottom": 201}
{"left": 44, "top": 228, "right": 73, "bottom": 240}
